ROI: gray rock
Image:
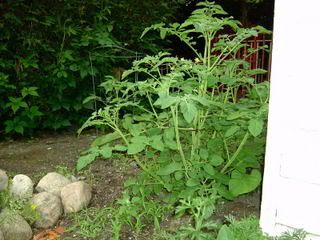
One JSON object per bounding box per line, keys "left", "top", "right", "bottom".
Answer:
{"left": 0, "top": 170, "right": 8, "bottom": 191}
{"left": 61, "top": 181, "right": 92, "bottom": 213}
{"left": 0, "top": 209, "right": 32, "bottom": 240}
{"left": 10, "top": 174, "right": 33, "bottom": 199}
{"left": 36, "top": 172, "right": 71, "bottom": 196}
{"left": 68, "top": 175, "right": 86, "bottom": 182}
{"left": 32, "top": 192, "right": 63, "bottom": 228}
{"left": 68, "top": 175, "right": 78, "bottom": 182}
{"left": 0, "top": 230, "right": 4, "bottom": 240}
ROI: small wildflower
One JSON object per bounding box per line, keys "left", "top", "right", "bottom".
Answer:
{"left": 194, "top": 58, "right": 201, "bottom": 63}
{"left": 31, "top": 204, "right": 37, "bottom": 210}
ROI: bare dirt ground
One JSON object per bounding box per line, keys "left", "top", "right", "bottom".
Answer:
{"left": 0, "top": 131, "right": 260, "bottom": 239}
{"left": 0, "top": 131, "right": 95, "bottom": 176}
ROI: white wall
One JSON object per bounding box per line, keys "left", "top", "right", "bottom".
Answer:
{"left": 260, "top": 0, "right": 320, "bottom": 238}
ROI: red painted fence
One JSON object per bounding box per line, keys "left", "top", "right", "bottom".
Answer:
{"left": 236, "top": 35, "right": 272, "bottom": 82}
{"left": 159, "top": 35, "right": 273, "bottom": 82}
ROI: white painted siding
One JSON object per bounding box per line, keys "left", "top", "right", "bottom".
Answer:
{"left": 260, "top": 0, "right": 320, "bottom": 238}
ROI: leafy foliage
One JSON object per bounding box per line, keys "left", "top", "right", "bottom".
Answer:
{"left": 108, "top": 0, "right": 185, "bottom": 53}
{"left": 78, "top": 1, "right": 271, "bottom": 238}
{"left": 0, "top": 0, "right": 184, "bottom": 136}
{"left": 0, "top": 0, "right": 118, "bottom": 135}
{"left": 175, "top": 196, "right": 219, "bottom": 239}
{"left": 216, "top": 216, "right": 307, "bottom": 240}
{"left": 0, "top": 190, "right": 40, "bottom": 225}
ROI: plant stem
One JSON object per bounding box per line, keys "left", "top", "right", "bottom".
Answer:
{"left": 220, "top": 132, "right": 250, "bottom": 173}
{"left": 179, "top": 37, "right": 203, "bottom": 60}
{"left": 171, "top": 105, "right": 189, "bottom": 176}
{"left": 224, "top": 87, "right": 230, "bottom": 103}
{"left": 146, "top": 92, "right": 159, "bottom": 119}
{"left": 209, "top": 37, "right": 247, "bottom": 72}
{"left": 213, "top": 128, "right": 231, "bottom": 163}
{"left": 203, "top": 35, "right": 208, "bottom": 66}
{"left": 114, "top": 126, "right": 165, "bottom": 186}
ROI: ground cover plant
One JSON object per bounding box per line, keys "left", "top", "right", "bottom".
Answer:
{"left": 75, "top": 1, "right": 272, "bottom": 239}
{"left": 0, "top": 190, "right": 39, "bottom": 225}
{"left": 68, "top": 209, "right": 306, "bottom": 240}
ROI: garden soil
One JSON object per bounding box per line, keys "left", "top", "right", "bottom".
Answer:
{"left": 0, "top": 131, "right": 260, "bottom": 239}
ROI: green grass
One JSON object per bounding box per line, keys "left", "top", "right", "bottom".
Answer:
{"left": 66, "top": 207, "right": 112, "bottom": 239}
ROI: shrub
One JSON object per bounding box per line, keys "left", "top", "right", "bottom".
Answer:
{"left": 78, "top": 1, "right": 271, "bottom": 238}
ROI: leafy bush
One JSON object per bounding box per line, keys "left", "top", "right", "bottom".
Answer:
{"left": 108, "top": 0, "right": 186, "bottom": 53}
{"left": 78, "top": 1, "right": 271, "bottom": 238}
{"left": 0, "top": 0, "right": 184, "bottom": 136}
{"left": 0, "top": 0, "right": 117, "bottom": 135}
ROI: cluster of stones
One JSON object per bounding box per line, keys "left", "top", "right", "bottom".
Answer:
{"left": 0, "top": 169, "right": 92, "bottom": 240}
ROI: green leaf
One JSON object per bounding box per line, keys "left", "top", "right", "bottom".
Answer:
{"left": 207, "top": 76, "right": 220, "bottom": 87}
{"left": 248, "top": 118, "right": 264, "bottom": 137}
{"left": 163, "top": 127, "right": 178, "bottom": 150}
{"left": 199, "top": 148, "right": 209, "bottom": 160}
{"left": 60, "top": 119, "right": 71, "bottom": 127}
{"left": 128, "top": 123, "right": 145, "bottom": 136}
{"left": 216, "top": 185, "right": 235, "bottom": 200}
{"left": 69, "top": 64, "right": 79, "bottom": 71}
{"left": 158, "top": 150, "right": 171, "bottom": 163}
{"left": 131, "top": 135, "right": 149, "bottom": 144}
{"left": 210, "top": 154, "right": 224, "bottom": 166}
{"left": 127, "top": 142, "right": 146, "bottom": 155}
{"left": 6, "top": 97, "right": 28, "bottom": 113}
{"left": 156, "top": 162, "right": 183, "bottom": 176}
{"left": 174, "top": 171, "right": 184, "bottom": 181}
{"left": 147, "top": 128, "right": 162, "bottom": 136}
{"left": 124, "top": 178, "right": 137, "bottom": 188}
{"left": 133, "top": 114, "right": 153, "bottom": 121}
{"left": 227, "top": 112, "right": 245, "bottom": 120}
{"left": 146, "top": 150, "right": 156, "bottom": 158}
{"left": 28, "top": 106, "right": 43, "bottom": 117}
{"left": 154, "top": 95, "right": 179, "bottom": 109}
{"left": 80, "top": 68, "right": 88, "bottom": 79}
{"left": 190, "top": 95, "right": 212, "bottom": 107}
{"left": 77, "top": 153, "right": 99, "bottom": 171}
{"left": 160, "top": 28, "right": 167, "bottom": 39}
{"left": 217, "top": 225, "right": 235, "bottom": 240}
{"left": 164, "top": 127, "right": 175, "bottom": 140}
{"left": 14, "top": 125, "right": 24, "bottom": 134}
{"left": 225, "top": 125, "right": 240, "bottom": 138}
{"left": 99, "top": 145, "right": 112, "bottom": 158}
{"left": 114, "top": 145, "right": 127, "bottom": 152}
{"left": 20, "top": 102, "right": 28, "bottom": 108}
{"left": 186, "top": 178, "right": 200, "bottom": 187}
{"left": 203, "top": 164, "right": 216, "bottom": 176}
{"left": 229, "top": 170, "right": 261, "bottom": 196}
{"left": 180, "top": 101, "right": 197, "bottom": 123}
{"left": 149, "top": 135, "right": 164, "bottom": 151}
{"left": 164, "top": 138, "right": 178, "bottom": 150}
{"left": 4, "top": 121, "right": 14, "bottom": 133}
{"left": 91, "top": 132, "right": 121, "bottom": 147}
{"left": 11, "top": 104, "right": 20, "bottom": 113}
{"left": 21, "top": 87, "right": 39, "bottom": 98}
{"left": 140, "top": 26, "right": 152, "bottom": 39}
{"left": 82, "top": 95, "right": 101, "bottom": 104}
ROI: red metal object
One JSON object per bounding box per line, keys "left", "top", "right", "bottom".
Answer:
{"left": 159, "top": 35, "right": 273, "bottom": 83}
{"left": 236, "top": 34, "right": 273, "bottom": 82}
{"left": 212, "top": 34, "right": 272, "bottom": 82}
